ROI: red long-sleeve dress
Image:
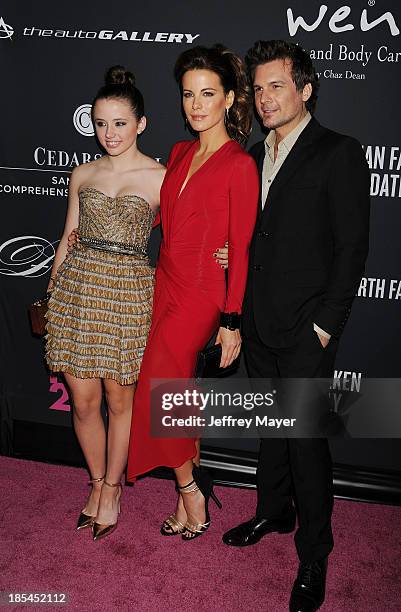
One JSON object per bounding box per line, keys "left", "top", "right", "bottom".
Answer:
{"left": 127, "top": 139, "right": 259, "bottom": 480}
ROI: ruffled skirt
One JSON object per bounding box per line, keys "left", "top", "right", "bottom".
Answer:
{"left": 45, "top": 244, "right": 154, "bottom": 385}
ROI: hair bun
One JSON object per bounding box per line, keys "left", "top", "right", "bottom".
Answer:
{"left": 105, "top": 65, "right": 136, "bottom": 87}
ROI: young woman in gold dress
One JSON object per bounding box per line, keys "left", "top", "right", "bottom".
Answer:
{"left": 45, "top": 66, "right": 165, "bottom": 540}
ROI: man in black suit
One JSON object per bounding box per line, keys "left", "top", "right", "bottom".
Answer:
{"left": 222, "top": 41, "right": 370, "bottom": 611}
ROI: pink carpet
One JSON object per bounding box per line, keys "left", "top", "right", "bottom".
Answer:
{"left": 0, "top": 456, "right": 400, "bottom": 611}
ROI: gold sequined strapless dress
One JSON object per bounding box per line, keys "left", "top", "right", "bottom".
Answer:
{"left": 45, "top": 187, "right": 156, "bottom": 385}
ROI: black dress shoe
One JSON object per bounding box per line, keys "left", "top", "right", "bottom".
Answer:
{"left": 222, "top": 511, "right": 296, "bottom": 547}
{"left": 289, "top": 558, "right": 328, "bottom": 611}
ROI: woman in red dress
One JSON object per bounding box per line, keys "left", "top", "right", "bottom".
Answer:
{"left": 127, "top": 45, "right": 259, "bottom": 539}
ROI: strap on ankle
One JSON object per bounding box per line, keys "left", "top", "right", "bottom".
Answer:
{"left": 103, "top": 480, "right": 122, "bottom": 488}
{"left": 89, "top": 475, "right": 105, "bottom": 484}
{"left": 178, "top": 479, "right": 199, "bottom": 494}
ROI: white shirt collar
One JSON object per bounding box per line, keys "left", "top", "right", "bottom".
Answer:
{"left": 264, "top": 112, "right": 312, "bottom": 155}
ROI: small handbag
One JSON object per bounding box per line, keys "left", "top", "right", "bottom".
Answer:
{"left": 194, "top": 343, "right": 240, "bottom": 382}
{"left": 29, "top": 293, "right": 50, "bottom": 336}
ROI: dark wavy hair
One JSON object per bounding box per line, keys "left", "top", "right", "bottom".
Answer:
{"left": 174, "top": 44, "right": 253, "bottom": 146}
{"left": 245, "top": 40, "right": 319, "bottom": 114}
{"left": 92, "top": 65, "right": 144, "bottom": 120}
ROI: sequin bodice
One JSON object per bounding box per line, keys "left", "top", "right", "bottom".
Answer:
{"left": 78, "top": 187, "right": 156, "bottom": 252}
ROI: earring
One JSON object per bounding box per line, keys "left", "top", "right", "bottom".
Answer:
{"left": 225, "top": 108, "right": 230, "bottom": 123}
{"left": 184, "top": 117, "right": 188, "bottom": 130}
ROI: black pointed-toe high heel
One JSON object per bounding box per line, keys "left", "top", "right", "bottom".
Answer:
{"left": 180, "top": 465, "right": 222, "bottom": 541}
{"left": 76, "top": 475, "right": 105, "bottom": 531}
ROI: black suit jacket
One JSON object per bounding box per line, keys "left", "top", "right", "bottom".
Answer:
{"left": 244, "top": 117, "right": 370, "bottom": 348}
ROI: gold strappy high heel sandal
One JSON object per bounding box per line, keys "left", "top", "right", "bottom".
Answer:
{"left": 180, "top": 465, "right": 222, "bottom": 542}
{"left": 92, "top": 480, "right": 122, "bottom": 541}
{"left": 76, "top": 475, "right": 105, "bottom": 531}
{"left": 160, "top": 484, "right": 186, "bottom": 536}
{"left": 160, "top": 511, "right": 186, "bottom": 536}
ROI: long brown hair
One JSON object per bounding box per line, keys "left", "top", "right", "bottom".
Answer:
{"left": 174, "top": 45, "right": 253, "bottom": 146}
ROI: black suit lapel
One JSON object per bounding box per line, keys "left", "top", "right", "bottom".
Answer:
{"left": 262, "top": 117, "right": 322, "bottom": 223}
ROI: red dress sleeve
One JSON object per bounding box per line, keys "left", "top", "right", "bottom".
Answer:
{"left": 224, "top": 153, "right": 259, "bottom": 314}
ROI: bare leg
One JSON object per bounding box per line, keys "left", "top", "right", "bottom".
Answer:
{"left": 95, "top": 379, "right": 135, "bottom": 525}
{"left": 173, "top": 439, "right": 200, "bottom": 526}
{"left": 64, "top": 374, "right": 104, "bottom": 516}
{"left": 174, "top": 458, "right": 206, "bottom": 538}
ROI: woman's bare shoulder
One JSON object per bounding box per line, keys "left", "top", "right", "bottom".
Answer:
{"left": 70, "top": 157, "right": 104, "bottom": 184}
{"left": 140, "top": 152, "right": 166, "bottom": 171}
{"left": 142, "top": 163, "right": 166, "bottom": 194}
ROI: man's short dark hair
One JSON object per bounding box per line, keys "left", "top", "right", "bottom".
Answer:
{"left": 245, "top": 40, "right": 319, "bottom": 114}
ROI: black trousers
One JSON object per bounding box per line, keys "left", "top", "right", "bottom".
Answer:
{"left": 243, "top": 311, "right": 336, "bottom": 563}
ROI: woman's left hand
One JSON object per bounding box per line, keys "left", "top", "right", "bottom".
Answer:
{"left": 213, "top": 241, "right": 229, "bottom": 269}
{"left": 216, "top": 326, "right": 241, "bottom": 368}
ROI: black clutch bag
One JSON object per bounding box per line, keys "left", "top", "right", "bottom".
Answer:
{"left": 194, "top": 343, "right": 240, "bottom": 382}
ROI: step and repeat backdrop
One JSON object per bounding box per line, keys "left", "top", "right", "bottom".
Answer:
{"left": 1, "top": 1, "right": 400, "bottom": 474}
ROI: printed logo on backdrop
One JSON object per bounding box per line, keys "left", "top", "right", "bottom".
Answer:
{"left": 364, "top": 145, "right": 401, "bottom": 198}
{"left": 329, "top": 369, "right": 363, "bottom": 430}
{"left": 22, "top": 26, "right": 199, "bottom": 44}
{"left": 31, "top": 104, "right": 99, "bottom": 170}
{"left": 33, "top": 147, "right": 102, "bottom": 169}
{"left": 287, "top": 4, "right": 400, "bottom": 36}
{"left": 73, "top": 104, "right": 94, "bottom": 137}
{"left": 0, "top": 16, "right": 13, "bottom": 39}
{"left": 0, "top": 99, "right": 101, "bottom": 195}
{"left": 0, "top": 236, "right": 56, "bottom": 278}
{"left": 0, "top": 100, "right": 101, "bottom": 196}
{"left": 286, "top": 4, "right": 401, "bottom": 82}
{"left": 357, "top": 277, "right": 401, "bottom": 300}
{"left": 49, "top": 376, "right": 71, "bottom": 412}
